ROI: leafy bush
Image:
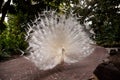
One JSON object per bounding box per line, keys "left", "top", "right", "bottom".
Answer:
{"left": 0, "top": 16, "right": 28, "bottom": 58}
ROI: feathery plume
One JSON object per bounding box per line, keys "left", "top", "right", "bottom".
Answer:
{"left": 26, "top": 11, "right": 95, "bottom": 70}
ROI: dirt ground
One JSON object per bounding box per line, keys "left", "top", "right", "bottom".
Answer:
{"left": 0, "top": 46, "right": 108, "bottom": 80}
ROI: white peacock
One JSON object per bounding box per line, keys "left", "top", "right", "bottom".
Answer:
{"left": 25, "top": 11, "right": 95, "bottom": 70}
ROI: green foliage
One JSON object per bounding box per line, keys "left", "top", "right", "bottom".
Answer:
{"left": 74, "top": 0, "right": 120, "bottom": 46}
{"left": 0, "top": 14, "right": 28, "bottom": 57}
{"left": 89, "top": 0, "right": 120, "bottom": 46}
{"left": 0, "top": 26, "right": 28, "bottom": 57}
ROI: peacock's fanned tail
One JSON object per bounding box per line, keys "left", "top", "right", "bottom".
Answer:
{"left": 26, "top": 11, "right": 95, "bottom": 70}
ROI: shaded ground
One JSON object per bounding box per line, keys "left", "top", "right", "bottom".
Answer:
{"left": 0, "top": 46, "right": 108, "bottom": 80}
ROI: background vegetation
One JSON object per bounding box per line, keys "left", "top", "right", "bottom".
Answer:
{"left": 0, "top": 0, "right": 120, "bottom": 59}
